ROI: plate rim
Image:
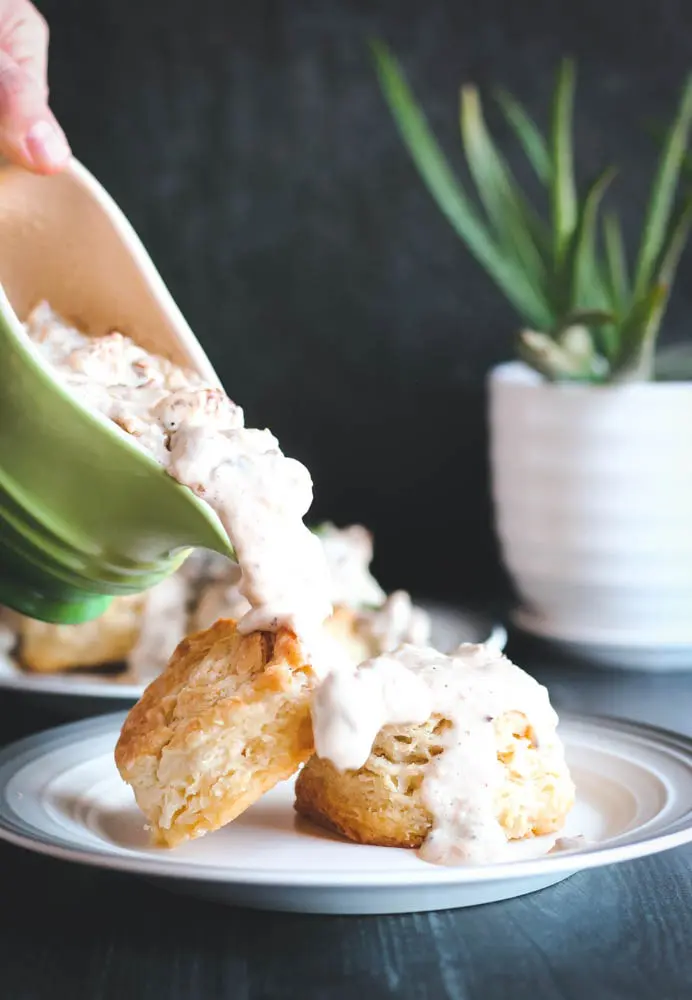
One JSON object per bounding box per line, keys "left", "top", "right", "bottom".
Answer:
{"left": 0, "top": 711, "right": 691, "bottom": 887}
{"left": 0, "top": 669, "right": 144, "bottom": 699}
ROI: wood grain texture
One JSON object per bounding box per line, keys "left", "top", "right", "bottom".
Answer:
{"left": 29, "top": 0, "right": 692, "bottom": 604}
{"left": 2, "top": 840, "right": 692, "bottom": 1000}
{"left": 2, "top": 635, "right": 692, "bottom": 999}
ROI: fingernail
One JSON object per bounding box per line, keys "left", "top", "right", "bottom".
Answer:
{"left": 25, "top": 120, "right": 71, "bottom": 171}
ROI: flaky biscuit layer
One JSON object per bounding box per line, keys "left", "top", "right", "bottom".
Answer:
{"left": 115, "top": 618, "right": 316, "bottom": 846}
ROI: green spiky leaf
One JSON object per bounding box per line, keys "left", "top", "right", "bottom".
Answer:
{"left": 371, "top": 40, "right": 692, "bottom": 384}
{"left": 555, "top": 166, "right": 617, "bottom": 321}
{"left": 551, "top": 59, "right": 578, "bottom": 266}
{"left": 610, "top": 284, "right": 668, "bottom": 380}
{"left": 495, "top": 88, "right": 551, "bottom": 183}
{"left": 640, "top": 199, "right": 692, "bottom": 374}
{"left": 459, "top": 85, "right": 548, "bottom": 291}
{"left": 633, "top": 75, "right": 692, "bottom": 300}
{"left": 614, "top": 199, "right": 692, "bottom": 378}
{"left": 602, "top": 212, "right": 629, "bottom": 316}
{"left": 369, "top": 39, "right": 553, "bottom": 329}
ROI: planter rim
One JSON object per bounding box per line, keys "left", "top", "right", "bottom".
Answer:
{"left": 489, "top": 360, "right": 692, "bottom": 394}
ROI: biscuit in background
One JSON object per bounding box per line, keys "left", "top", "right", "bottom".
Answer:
{"left": 10, "top": 594, "right": 146, "bottom": 673}
{"left": 322, "top": 606, "right": 377, "bottom": 665}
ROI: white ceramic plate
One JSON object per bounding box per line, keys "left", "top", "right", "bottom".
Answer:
{"left": 513, "top": 607, "right": 692, "bottom": 672}
{"left": 0, "top": 603, "right": 506, "bottom": 715}
{"left": 0, "top": 712, "right": 691, "bottom": 914}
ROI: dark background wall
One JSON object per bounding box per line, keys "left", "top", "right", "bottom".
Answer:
{"left": 36, "top": 0, "right": 692, "bottom": 603}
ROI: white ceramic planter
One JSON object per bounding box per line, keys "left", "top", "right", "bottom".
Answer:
{"left": 489, "top": 362, "right": 692, "bottom": 655}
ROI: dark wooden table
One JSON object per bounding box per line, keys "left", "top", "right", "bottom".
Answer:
{"left": 2, "top": 630, "right": 692, "bottom": 1000}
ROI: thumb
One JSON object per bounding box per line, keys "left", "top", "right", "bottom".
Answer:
{"left": 0, "top": 50, "right": 70, "bottom": 173}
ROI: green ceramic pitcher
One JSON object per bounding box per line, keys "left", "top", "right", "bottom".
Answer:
{"left": 0, "top": 158, "right": 233, "bottom": 624}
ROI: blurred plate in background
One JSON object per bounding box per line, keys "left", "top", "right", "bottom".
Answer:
{"left": 0, "top": 602, "right": 506, "bottom": 717}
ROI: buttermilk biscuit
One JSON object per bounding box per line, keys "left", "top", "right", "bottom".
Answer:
{"left": 295, "top": 710, "right": 575, "bottom": 849}
{"left": 323, "top": 606, "right": 375, "bottom": 665}
{"left": 115, "top": 618, "right": 316, "bottom": 847}
{"left": 12, "top": 594, "right": 146, "bottom": 673}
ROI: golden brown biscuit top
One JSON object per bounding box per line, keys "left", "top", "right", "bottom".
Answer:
{"left": 115, "top": 619, "right": 312, "bottom": 775}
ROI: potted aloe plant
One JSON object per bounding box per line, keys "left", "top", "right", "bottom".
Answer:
{"left": 372, "top": 42, "right": 692, "bottom": 666}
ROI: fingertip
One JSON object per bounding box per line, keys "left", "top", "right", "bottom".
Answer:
{"left": 24, "top": 118, "right": 71, "bottom": 174}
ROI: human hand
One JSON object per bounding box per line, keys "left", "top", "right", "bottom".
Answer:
{"left": 0, "top": 0, "right": 70, "bottom": 174}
